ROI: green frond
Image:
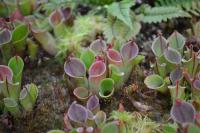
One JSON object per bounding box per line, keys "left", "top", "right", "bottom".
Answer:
{"left": 83, "top": 0, "right": 115, "bottom": 6}
{"left": 155, "top": 0, "right": 200, "bottom": 16}
{"left": 141, "top": 6, "right": 190, "bottom": 23}
{"left": 104, "top": 15, "right": 141, "bottom": 43}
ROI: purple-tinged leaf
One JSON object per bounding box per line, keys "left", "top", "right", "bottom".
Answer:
{"left": 61, "top": 7, "right": 71, "bottom": 20}
{"left": 193, "top": 79, "right": 200, "bottom": 90}
{"left": 120, "top": 41, "right": 139, "bottom": 63}
{"left": 86, "top": 109, "right": 94, "bottom": 126}
{"left": 73, "top": 87, "right": 91, "bottom": 101}
{"left": 168, "top": 31, "right": 185, "bottom": 51}
{"left": 10, "top": 9, "right": 24, "bottom": 22}
{"left": 107, "top": 49, "right": 122, "bottom": 66}
{"left": 68, "top": 101, "right": 88, "bottom": 125}
{"left": 87, "top": 95, "right": 100, "bottom": 113}
{"left": 195, "top": 114, "right": 200, "bottom": 126}
{"left": 0, "top": 29, "right": 11, "bottom": 46}
{"left": 164, "top": 47, "right": 182, "bottom": 64}
{"left": 170, "top": 100, "right": 196, "bottom": 124}
{"left": 64, "top": 58, "right": 86, "bottom": 78}
{"left": 151, "top": 35, "right": 168, "bottom": 57}
{"left": 88, "top": 61, "right": 106, "bottom": 91}
{"left": 90, "top": 39, "right": 106, "bottom": 55}
{"left": 61, "top": 7, "right": 74, "bottom": 26}
{"left": 87, "top": 109, "right": 94, "bottom": 120}
{"left": 0, "top": 65, "right": 13, "bottom": 82}
{"left": 170, "top": 68, "right": 183, "bottom": 85}
{"left": 49, "top": 9, "right": 63, "bottom": 27}
{"left": 94, "top": 111, "right": 106, "bottom": 126}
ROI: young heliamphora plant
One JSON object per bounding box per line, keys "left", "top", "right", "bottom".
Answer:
{"left": 66, "top": 95, "right": 107, "bottom": 132}
{"left": 0, "top": 56, "right": 38, "bottom": 117}
{"left": 120, "top": 40, "right": 140, "bottom": 81}
{"left": 19, "top": 83, "right": 38, "bottom": 112}
{"left": 64, "top": 39, "right": 144, "bottom": 99}
{"left": 0, "top": 65, "right": 20, "bottom": 100}
{"left": 146, "top": 31, "right": 200, "bottom": 105}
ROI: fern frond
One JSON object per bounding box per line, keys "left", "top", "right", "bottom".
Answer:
{"left": 155, "top": 0, "right": 200, "bottom": 16}
{"left": 104, "top": 15, "right": 141, "bottom": 43}
{"left": 141, "top": 6, "right": 190, "bottom": 23}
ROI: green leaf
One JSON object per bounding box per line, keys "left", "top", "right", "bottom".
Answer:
{"left": 19, "top": 83, "right": 38, "bottom": 112}
{"left": 107, "top": 0, "right": 135, "bottom": 28}
{"left": 163, "top": 124, "right": 177, "bottom": 133}
{"left": 0, "top": 29, "right": 12, "bottom": 46}
{"left": 3, "top": 97, "right": 21, "bottom": 116}
{"left": 73, "top": 87, "right": 91, "bottom": 101}
{"left": 104, "top": 15, "right": 141, "bottom": 43}
{"left": 0, "top": 2, "right": 8, "bottom": 17}
{"left": 142, "top": 6, "right": 190, "bottom": 23}
{"left": 132, "top": 55, "right": 145, "bottom": 66}
{"left": 164, "top": 47, "right": 182, "bottom": 64}
{"left": 8, "top": 56, "right": 24, "bottom": 84}
{"left": 94, "top": 111, "right": 107, "bottom": 126}
{"left": 144, "top": 74, "right": 167, "bottom": 93}
{"left": 188, "top": 124, "right": 200, "bottom": 133}
{"left": 102, "top": 122, "right": 119, "bottom": 133}
{"left": 12, "top": 23, "right": 29, "bottom": 52}
{"left": 80, "top": 49, "right": 95, "bottom": 70}
{"left": 168, "top": 31, "right": 185, "bottom": 51}
{"left": 151, "top": 35, "right": 168, "bottom": 57}
{"left": 19, "top": 0, "right": 32, "bottom": 15}
{"left": 99, "top": 78, "right": 114, "bottom": 98}
{"left": 109, "top": 64, "right": 124, "bottom": 89}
